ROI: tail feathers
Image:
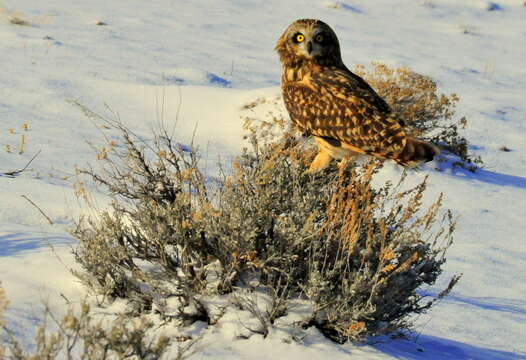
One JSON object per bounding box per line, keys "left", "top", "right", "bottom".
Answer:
{"left": 393, "top": 137, "right": 440, "bottom": 167}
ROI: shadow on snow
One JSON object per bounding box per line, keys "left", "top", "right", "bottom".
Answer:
{"left": 0, "top": 232, "right": 74, "bottom": 257}
{"left": 436, "top": 155, "right": 526, "bottom": 190}
{"left": 374, "top": 334, "right": 526, "bottom": 360}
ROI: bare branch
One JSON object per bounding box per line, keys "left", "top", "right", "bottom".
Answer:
{"left": 21, "top": 194, "right": 53, "bottom": 225}
{"left": 1, "top": 150, "right": 41, "bottom": 177}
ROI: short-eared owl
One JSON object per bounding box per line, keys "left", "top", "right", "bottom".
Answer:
{"left": 275, "top": 19, "right": 439, "bottom": 173}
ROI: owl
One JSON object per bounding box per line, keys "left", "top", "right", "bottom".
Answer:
{"left": 275, "top": 19, "right": 439, "bottom": 173}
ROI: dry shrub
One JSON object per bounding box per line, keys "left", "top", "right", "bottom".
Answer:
{"left": 0, "top": 5, "right": 32, "bottom": 26}
{"left": 8, "top": 14, "right": 31, "bottom": 26}
{"left": 301, "top": 166, "right": 458, "bottom": 342}
{"left": 353, "top": 62, "right": 482, "bottom": 171}
{"left": 1, "top": 299, "right": 171, "bottom": 359}
{"left": 68, "top": 98, "right": 459, "bottom": 344}
{"left": 0, "top": 282, "right": 8, "bottom": 358}
{"left": 230, "top": 124, "right": 460, "bottom": 342}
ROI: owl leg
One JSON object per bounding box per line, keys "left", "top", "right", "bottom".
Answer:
{"left": 306, "top": 148, "right": 333, "bottom": 174}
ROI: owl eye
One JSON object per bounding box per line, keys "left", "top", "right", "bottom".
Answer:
{"left": 315, "top": 34, "right": 324, "bottom": 42}
{"left": 295, "top": 33, "right": 305, "bottom": 43}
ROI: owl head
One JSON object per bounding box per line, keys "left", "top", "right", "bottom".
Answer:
{"left": 275, "top": 19, "right": 342, "bottom": 67}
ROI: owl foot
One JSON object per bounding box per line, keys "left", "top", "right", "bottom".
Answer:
{"left": 305, "top": 150, "right": 333, "bottom": 174}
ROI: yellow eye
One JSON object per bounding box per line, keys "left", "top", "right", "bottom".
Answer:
{"left": 295, "top": 34, "right": 305, "bottom": 43}
{"left": 315, "top": 34, "right": 324, "bottom": 42}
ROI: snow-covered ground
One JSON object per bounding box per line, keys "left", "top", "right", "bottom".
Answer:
{"left": 1, "top": 0, "right": 525, "bottom": 358}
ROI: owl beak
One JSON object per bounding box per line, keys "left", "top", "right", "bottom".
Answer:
{"left": 307, "top": 41, "right": 313, "bottom": 55}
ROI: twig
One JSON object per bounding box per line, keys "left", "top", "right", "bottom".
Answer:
{"left": 60, "top": 293, "right": 71, "bottom": 305}
{"left": 1, "top": 150, "right": 41, "bottom": 177}
{"left": 21, "top": 194, "right": 54, "bottom": 225}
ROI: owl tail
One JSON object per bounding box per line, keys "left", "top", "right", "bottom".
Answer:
{"left": 393, "top": 137, "right": 440, "bottom": 167}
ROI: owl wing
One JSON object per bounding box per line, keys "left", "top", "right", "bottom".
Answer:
{"left": 282, "top": 67, "right": 406, "bottom": 156}
{"left": 330, "top": 67, "right": 391, "bottom": 114}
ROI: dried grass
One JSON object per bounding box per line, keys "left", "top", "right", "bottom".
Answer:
{"left": 8, "top": 14, "right": 31, "bottom": 26}
{"left": 0, "top": 2, "right": 32, "bottom": 26}
{"left": 0, "top": 8, "right": 31, "bottom": 26}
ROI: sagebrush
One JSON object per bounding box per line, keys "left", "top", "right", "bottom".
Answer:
{"left": 0, "top": 283, "right": 173, "bottom": 359}
{"left": 68, "top": 93, "right": 459, "bottom": 345}
{"left": 1, "top": 64, "right": 465, "bottom": 356}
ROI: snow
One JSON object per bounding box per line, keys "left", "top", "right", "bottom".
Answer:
{"left": 1, "top": 0, "right": 525, "bottom": 358}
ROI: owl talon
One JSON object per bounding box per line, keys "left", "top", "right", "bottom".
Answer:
{"left": 306, "top": 150, "right": 333, "bottom": 174}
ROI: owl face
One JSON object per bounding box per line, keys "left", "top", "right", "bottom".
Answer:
{"left": 276, "top": 19, "right": 341, "bottom": 66}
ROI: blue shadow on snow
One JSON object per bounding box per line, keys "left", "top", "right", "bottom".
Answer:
{"left": 436, "top": 155, "right": 526, "bottom": 190}
{"left": 419, "top": 288, "right": 526, "bottom": 318}
{"left": 447, "top": 294, "right": 526, "bottom": 317}
{"left": 374, "top": 334, "right": 526, "bottom": 360}
{"left": 0, "top": 232, "right": 74, "bottom": 257}
{"left": 450, "top": 167, "right": 526, "bottom": 190}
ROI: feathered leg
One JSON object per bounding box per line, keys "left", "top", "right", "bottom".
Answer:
{"left": 306, "top": 147, "right": 333, "bottom": 174}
